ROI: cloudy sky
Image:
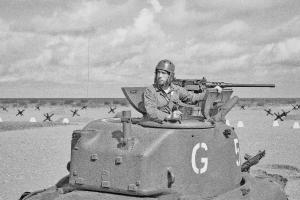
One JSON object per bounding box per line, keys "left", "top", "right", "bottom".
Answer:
{"left": 0, "top": 0, "right": 299, "bottom": 98}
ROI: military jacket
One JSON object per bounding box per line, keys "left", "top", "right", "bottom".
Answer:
{"left": 143, "top": 83, "right": 205, "bottom": 122}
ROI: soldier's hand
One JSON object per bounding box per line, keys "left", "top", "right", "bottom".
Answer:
{"left": 166, "top": 110, "right": 182, "bottom": 122}
{"left": 214, "top": 85, "right": 222, "bottom": 93}
{"left": 172, "top": 110, "right": 182, "bottom": 118}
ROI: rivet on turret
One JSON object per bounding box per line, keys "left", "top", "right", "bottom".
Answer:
{"left": 73, "top": 171, "right": 78, "bottom": 176}
{"left": 101, "top": 181, "right": 110, "bottom": 188}
{"left": 75, "top": 177, "right": 85, "bottom": 185}
{"left": 115, "top": 156, "right": 123, "bottom": 165}
{"left": 128, "top": 184, "right": 137, "bottom": 191}
{"left": 241, "top": 188, "right": 250, "bottom": 196}
{"left": 74, "top": 146, "right": 79, "bottom": 150}
{"left": 90, "top": 154, "right": 98, "bottom": 161}
{"left": 136, "top": 181, "right": 141, "bottom": 186}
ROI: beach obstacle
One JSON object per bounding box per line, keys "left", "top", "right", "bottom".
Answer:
{"left": 29, "top": 117, "right": 37, "bottom": 123}
{"left": 62, "top": 118, "right": 70, "bottom": 124}
{"left": 0, "top": 117, "right": 2, "bottom": 122}
{"left": 237, "top": 121, "right": 244, "bottom": 128}
{"left": 226, "top": 119, "right": 231, "bottom": 126}
{"left": 273, "top": 120, "right": 279, "bottom": 127}
{"left": 292, "top": 121, "right": 299, "bottom": 129}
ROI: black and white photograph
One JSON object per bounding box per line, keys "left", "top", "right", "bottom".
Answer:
{"left": 0, "top": 1, "right": 299, "bottom": 199}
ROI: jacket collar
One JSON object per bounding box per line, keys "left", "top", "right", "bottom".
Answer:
{"left": 154, "top": 83, "right": 175, "bottom": 93}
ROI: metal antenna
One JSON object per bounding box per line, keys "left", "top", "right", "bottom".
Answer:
{"left": 87, "top": 36, "right": 90, "bottom": 98}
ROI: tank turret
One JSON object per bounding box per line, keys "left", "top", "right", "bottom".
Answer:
{"left": 19, "top": 79, "right": 287, "bottom": 200}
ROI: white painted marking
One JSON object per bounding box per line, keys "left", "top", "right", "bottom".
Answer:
{"left": 62, "top": 118, "right": 70, "bottom": 124}
{"left": 29, "top": 117, "right": 37, "bottom": 123}
{"left": 273, "top": 120, "right": 279, "bottom": 127}
{"left": 292, "top": 121, "right": 299, "bottom": 129}
{"left": 191, "top": 142, "right": 208, "bottom": 174}
{"left": 234, "top": 138, "right": 241, "bottom": 166}
{"left": 237, "top": 121, "right": 244, "bottom": 128}
{"left": 226, "top": 119, "right": 230, "bottom": 126}
{"left": 191, "top": 143, "right": 200, "bottom": 174}
{"left": 200, "top": 143, "right": 208, "bottom": 174}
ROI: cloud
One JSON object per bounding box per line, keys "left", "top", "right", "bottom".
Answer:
{"left": 160, "top": 0, "right": 215, "bottom": 28}
{"left": 0, "top": 18, "right": 9, "bottom": 32}
{"left": 29, "top": 2, "right": 103, "bottom": 34}
{"left": 187, "top": 40, "right": 244, "bottom": 58}
{"left": 0, "top": 32, "right": 46, "bottom": 65}
{"left": 0, "top": 0, "right": 168, "bottom": 86}
{"left": 192, "top": 0, "right": 290, "bottom": 14}
{"left": 280, "top": 16, "right": 300, "bottom": 36}
{"left": 81, "top": 1, "right": 170, "bottom": 85}
{"left": 161, "top": 0, "right": 284, "bottom": 28}
{"left": 255, "top": 37, "right": 300, "bottom": 67}
{"left": 148, "top": 0, "right": 162, "bottom": 13}
{"left": 0, "top": 0, "right": 300, "bottom": 97}
{"left": 215, "top": 20, "right": 251, "bottom": 39}
{"left": 261, "top": 15, "right": 300, "bottom": 43}
{"left": 0, "top": 32, "right": 91, "bottom": 84}
{"left": 109, "top": 7, "right": 161, "bottom": 47}
{"left": 11, "top": 0, "right": 141, "bottom": 35}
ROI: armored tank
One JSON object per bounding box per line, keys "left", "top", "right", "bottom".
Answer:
{"left": 20, "top": 78, "right": 287, "bottom": 200}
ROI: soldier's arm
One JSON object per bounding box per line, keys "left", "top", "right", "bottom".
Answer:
{"left": 143, "top": 88, "right": 170, "bottom": 122}
{"left": 177, "top": 86, "right": 205, "bottom": 103}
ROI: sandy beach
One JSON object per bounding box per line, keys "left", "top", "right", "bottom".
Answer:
{"left": 0, "top": 105, "right": 299, "bottom": 200}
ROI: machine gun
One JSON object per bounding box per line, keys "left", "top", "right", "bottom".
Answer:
{"left": 173, "top": 77, "right": 275, "bottom": 92}
{"left": 172, "top": 77, "right": 275, "bottom": 122}
{"left": 241, "top": 150, "right": 266, "bottom": 172}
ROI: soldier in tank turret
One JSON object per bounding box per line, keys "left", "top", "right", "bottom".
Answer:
{"left": 143, "top": 59, "right": 222, "bottom": 123}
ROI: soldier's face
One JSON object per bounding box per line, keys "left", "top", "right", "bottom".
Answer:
{"left": 156, "top": 70, "right": 169, "bottom": 86}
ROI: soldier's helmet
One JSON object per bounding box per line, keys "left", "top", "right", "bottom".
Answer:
{"left": 155, "top": 59, "right": 175, "bottom": 74}
{"left": 154, "top": 59, "right": 175, "bottom": 86}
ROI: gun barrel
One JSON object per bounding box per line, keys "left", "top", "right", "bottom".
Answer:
{"left": 172, "top": 79, "right": 276, "bottom": 89}
{"left": 207, "top": 83, "right": 275, "bottom": 88}
{"left": 225, "top": 83, "right": 275, "bottom": 88}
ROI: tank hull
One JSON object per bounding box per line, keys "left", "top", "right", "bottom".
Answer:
{"left": 20, "top": 173, "right": 287, "bottom": 200}
{"left": 20, "top": 119, "right": 287, "bottom": 200}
